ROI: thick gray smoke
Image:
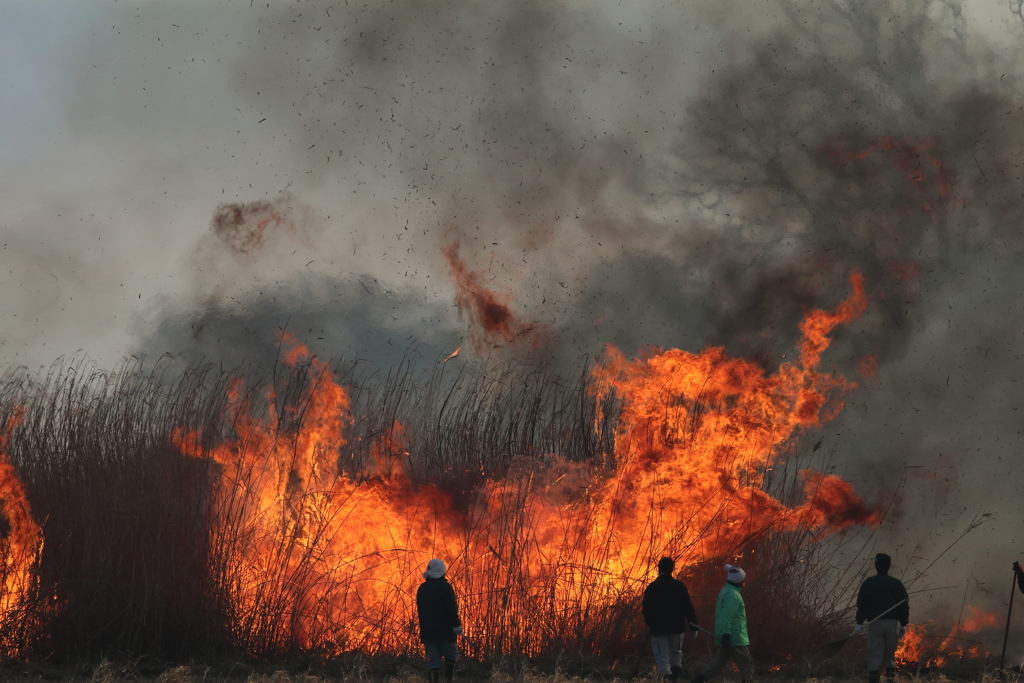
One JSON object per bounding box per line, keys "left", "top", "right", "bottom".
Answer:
{"left": 37, "top": 0, "right": 1024, "bottom": 650}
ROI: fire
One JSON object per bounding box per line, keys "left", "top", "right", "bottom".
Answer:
{"left": 961, "top": 605, "right": 1001, "bottom": 632}
{"left": 0, "top": 410, "right": 44, "bottom": 658}
{"left": 896, "top": 606, "right": 999, "bottom": 668}
{"left": 172, "top": 272, "right": 881, "bottom": 657}
{"left": 589, "top": 272, "right": 879, "bottom": 556}
{"left": 443, "top": 235, "right": 545, "bottom": 350}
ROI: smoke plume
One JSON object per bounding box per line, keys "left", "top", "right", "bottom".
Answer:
{"left": 8, "top": 0, "right": 1022, "bottom": 648}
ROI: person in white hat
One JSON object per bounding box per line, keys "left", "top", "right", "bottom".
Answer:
{"left": 690, "top": 564, "right": 753, "bottom": 683}
{"left": 416, "top": 559, "right": 463, "bottom": 683}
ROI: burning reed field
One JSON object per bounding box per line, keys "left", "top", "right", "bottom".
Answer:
{"left": 0, "top": 273, "right": 1008, "bottom": 682}
{"left": 6, "top": 0, "right": 1024, "bottom": 681}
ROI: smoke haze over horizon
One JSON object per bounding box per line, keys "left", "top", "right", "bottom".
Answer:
{"left": 2, "top": 0, "right": 1024, "bottom": 651}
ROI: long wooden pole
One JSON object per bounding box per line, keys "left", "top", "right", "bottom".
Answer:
{"left": 1000, "top": 564, "right": 1019, "bottom": 672}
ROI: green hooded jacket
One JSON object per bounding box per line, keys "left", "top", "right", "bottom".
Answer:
{"left": 714, "top": 582, "right": 749, "bottom": 646}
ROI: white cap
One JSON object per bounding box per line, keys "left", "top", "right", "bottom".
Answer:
{"left": 424, "top": 558, "right": 447, "bottom": 579}
{"left": 725, "top": 564, "right": 746, "bottom": 583}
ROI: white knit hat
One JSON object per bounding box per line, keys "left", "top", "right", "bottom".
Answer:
{"left": 424, "top": 558, "right": 447, "bottom": 579}
{"left": 725, "top": 564, "right": 746, "bottom": 583}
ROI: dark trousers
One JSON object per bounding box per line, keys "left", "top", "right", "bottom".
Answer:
{"left": 696, "top": 644, "right": 753, "bottom": 681}
{"left": 424, "top": 640, "right": 460, "bottom": 669}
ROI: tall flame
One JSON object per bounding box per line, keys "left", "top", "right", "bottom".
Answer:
{"left": 173, "top": 273, "right": 880, "bottom": 657}
{"left": 0, "top": 409, "right": 44, "bottom": 658}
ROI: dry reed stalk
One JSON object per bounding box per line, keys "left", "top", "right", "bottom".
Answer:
{"left": 0, "top": 336, "right": 891, "bottom": 665}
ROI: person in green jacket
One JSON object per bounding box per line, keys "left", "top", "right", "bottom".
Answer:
{"left": 690, "top": 564, "right": 753, "bottom": 683}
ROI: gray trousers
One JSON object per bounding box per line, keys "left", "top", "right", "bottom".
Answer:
{"left": 424, "top": 640, "right": 460, "bottom": 669}
{"left": 697, "top": 644, "right": 753, "bottom": 681}
{"left": 651, "top": 633, "right": 684, "bottom": 675}
{"left": 867, "top": 619, "right": 899, "bottom": 672}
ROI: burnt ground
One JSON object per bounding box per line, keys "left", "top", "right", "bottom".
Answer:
{"left": 0, "top": 655, "right": 1014, "bottom": 683}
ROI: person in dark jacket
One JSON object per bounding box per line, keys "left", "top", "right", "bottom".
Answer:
{"left": 855, "top": 553, "right": 910, "bottom": 683}
{"left": 643, "top": 557, "right": 699, "bottom": 681}
{"left": 416, "top": 559, "right": 463, "bottom": 683}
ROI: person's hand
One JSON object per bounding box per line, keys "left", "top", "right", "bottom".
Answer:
{"left": 853, "top": 624, "right": 864, "bottom": 635}
{"left": 721, "top": 633, "right": 732, "bottom": 648}
{"left": 453, "top": 625, "right": 463, "bottom": 636}
{"left": 898, "top": 624, "right": 907, "bottom": 640}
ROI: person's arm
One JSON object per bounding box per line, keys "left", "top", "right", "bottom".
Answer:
{"left": 444, "top": 583, "right": 462, "bottom": 631}
{"left": 642, "top": 585, "right": 654, "bottom": 627}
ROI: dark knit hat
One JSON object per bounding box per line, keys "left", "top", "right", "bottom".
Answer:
{"left": 657, "top": 557, "right": 675, "bottom": 574}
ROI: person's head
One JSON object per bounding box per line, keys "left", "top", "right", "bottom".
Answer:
{"left": 424, "top": 558, "right": 447, "bottom": 579}
{"left": 725, "top": 564, "right": 746, "bottom": 586}
{"left": 657, "top": 557, "right": 675, "bottom": 575}
{"left": 874, "top": 553, "right": 891, "bottom": 575}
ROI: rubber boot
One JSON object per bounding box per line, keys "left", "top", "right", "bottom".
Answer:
{"left": 428, "top": 668, "right": 441, "bottom": 683}
{"left": 868, "top": 670, "right": 880, "bottom": 683}
{"left": 443, "top": 660, "right": 456, "bottom": 682}
{"left": 670, "top": 665, "right": 683, "bottom": 682}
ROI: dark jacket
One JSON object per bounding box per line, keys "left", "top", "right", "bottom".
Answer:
{"left": 856, "top": 573, "right": 909, "bottom": 625}
{"left": 642, "top": 573, "right": 698, "bottom": 636}
{"left": 417, "top": 577, "right": 462, "bottom": 643}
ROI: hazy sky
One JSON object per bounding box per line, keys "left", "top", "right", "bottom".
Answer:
{"left": 3, "top": 0, "right": 1024, "bottom": 643}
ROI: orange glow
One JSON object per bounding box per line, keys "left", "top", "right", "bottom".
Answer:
{"left": 858, "top": 354, "right": 879, "bottom": 384}
{"left": 443, "top": 234, "right": 545, "bottom": 350}
{"left": 896, "top": 606, "right": 999, "bottom": 667}
{"left": 888, "top": 261, "right": 922, "bottom": 300}
{"left": 824, "top": 136, "right": 950, "bottom": 218}
{"left": 211, "top": 199, "right": 292, "bottom": 253}
{"left": 0, "top": 410, "right": 43, "bottom": 657}
{"left": 173, "top": 273, "right": 882, "bottom": 656}
{"left": 961, "top": 605, "right": 1000, "bottom": 632}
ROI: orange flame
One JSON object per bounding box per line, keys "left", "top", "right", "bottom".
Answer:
{"left": 896, "top": 606, "right": 999, "bottom": 668}
{"left": 0, "top": 409, "right": 44, "bottom": 657}
{"left": 174, "top": 273, "right": 880, "bottom": 656}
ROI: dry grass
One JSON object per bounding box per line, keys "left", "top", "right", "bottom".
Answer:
{"left": 0, "top": 353, "right": 935, "bottom": 664}
{"left": 0, "top": 658, "right": 1013, "bottom": 683}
